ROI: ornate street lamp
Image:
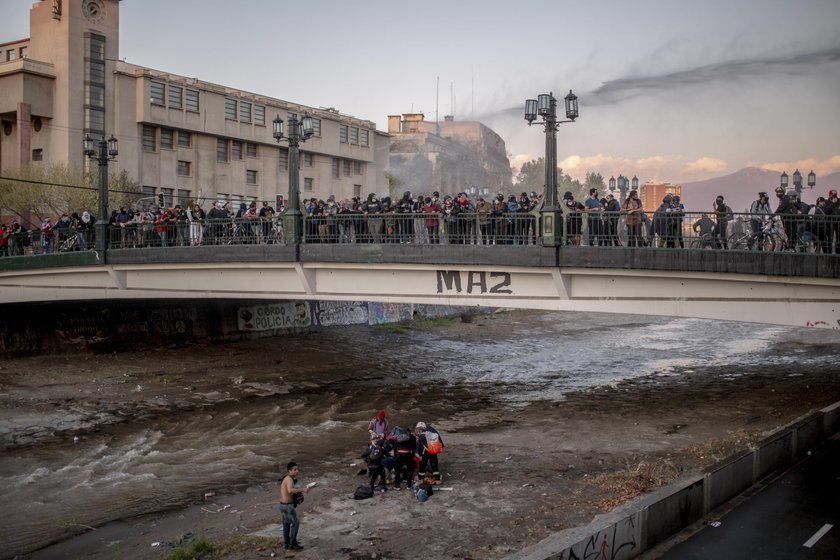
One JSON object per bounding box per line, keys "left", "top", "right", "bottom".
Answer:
{"left": 524, "top": 89, "right": 578, "bottom": 246}
{"left": 83, "top": 133, "right": 118, "bottom": 251}
{"left": 273, "top": 112, "right": 314, "bottom": 244}
{"left": 780, "top": 169, "right": 816, "bottom": 196}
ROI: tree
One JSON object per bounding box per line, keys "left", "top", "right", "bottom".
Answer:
{"left": 515, "top": 158, "right": 587, "bottom": 202}
{"left": 584, "top": 172, "right": 606, "bottom": 194}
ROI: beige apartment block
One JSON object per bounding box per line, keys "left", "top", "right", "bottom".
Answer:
{"left": 0, "top": 0, "right": 388, "bottom": 210}
{"left": 639, "top": 181, "right": 682, "bottom": 213}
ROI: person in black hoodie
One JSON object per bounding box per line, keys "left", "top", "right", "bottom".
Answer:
{"left": 388, "top": 426, "right": 416, "bottom": 490}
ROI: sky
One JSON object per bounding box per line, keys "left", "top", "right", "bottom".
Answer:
{"left": 3, "top": 0, "right": 840, "bottom": 184}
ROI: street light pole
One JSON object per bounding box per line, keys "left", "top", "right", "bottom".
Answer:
{"left": 524, "top": 90, "right": 578, "bottom": 246}
{"left": 273, "top": 113, "right": 314, "bottom": 244}
{"left": 83, "top": 134, "right": 118, "bottom": 252}
{"left": 780, "top": 169, "right": 816, "bottom": 197}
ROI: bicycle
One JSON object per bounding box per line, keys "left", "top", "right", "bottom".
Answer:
{"left": 729, "top": 218, "right": 784, "bottom": 251}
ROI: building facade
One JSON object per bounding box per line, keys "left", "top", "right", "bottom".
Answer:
{"left": 639, "top": 181, "right": 682, "bottom": 213}
{"left": 0, "top": 0, "right": 388, "bottom": 210}
{"left": 387, "top": 113, "right": 512, "bottom": 198}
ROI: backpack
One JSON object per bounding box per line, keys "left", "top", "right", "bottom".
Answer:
{"left": 368, "top": 444, "right": 383, "bottom": 462}
{"left": 425, "top": 431, "right": 443, "bottom": 455}
{"left": 391, "top": 427, "right": 410, "bottom": 443}
{"left": 353, "top": 485, "right": 374, "bottom": 500}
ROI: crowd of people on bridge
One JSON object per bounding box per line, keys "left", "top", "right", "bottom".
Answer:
{"left": 2, "top": 186, "right": 839, "bottom": 256}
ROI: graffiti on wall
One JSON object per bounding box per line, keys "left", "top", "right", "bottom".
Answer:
{"left": 238, "top": 302, "right": 312, "bottom": 331}
{"left": 116, "top": 306, "right": 198, "bottom": 338}
{"left": 558, "top": 515, "right": 639, "bottom": 560}
{"left": 368, "top": 302, "right": 413, "bottom": 325}
{"left": 312, "top": 301, "right": 369, "bottom": 327}
{"left": 55, "top": 307, "right": 110, "bottom": 345}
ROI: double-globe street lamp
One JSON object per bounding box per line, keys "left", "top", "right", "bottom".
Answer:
{"left": 608, "top": 174, "right": 638, "bottom": 204}
{"left": 524, "top": 90, "right": 578, "bottom": 246}
{"left": 273, "top": 113, "right": 314, "bottom": 244}
{"left": 780, "top": 169, "right": 816, "bottom": 197}
{"left": 83, "top": 133, "right": 118, "bottom": 251}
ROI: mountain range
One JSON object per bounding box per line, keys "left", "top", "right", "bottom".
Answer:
{"left": 678, "top": 167, "right": 840, "bottom": 212}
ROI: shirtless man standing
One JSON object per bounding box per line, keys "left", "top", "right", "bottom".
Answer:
{"left": 279, "top": 462, "right": 310, "bottom": 551}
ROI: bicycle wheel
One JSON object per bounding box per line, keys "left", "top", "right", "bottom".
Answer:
{"left": 729, "top": 234, "right": 751, "bottom": 250}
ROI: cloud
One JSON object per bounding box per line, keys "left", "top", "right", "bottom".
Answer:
{"left": 761, "top": 155, "right": 840, "bottom": 178}
{"left": 682, "top": 157, "right": 728, "bottom": 175}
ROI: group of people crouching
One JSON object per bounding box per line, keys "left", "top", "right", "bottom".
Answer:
{"left": 363, "top": 410, "right": 444, "bottom": 496}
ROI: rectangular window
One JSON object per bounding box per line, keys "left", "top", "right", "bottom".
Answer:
{"left": 177, "top": 189, "right": 190, "bottom": 205}
{"left": 343, "top": 160, "right": 351, "bottom": 177}
{"left": 160, "top": 128, "right": 174, "bottom": 150}
{"left": 169, "top": 85, "right": 182, "bottom": 109}
{"left": 353, "top": 184, "right": 362, "bottom": 198}
{"left": 32, "top": 148, "right": 43, "bottom": 161}
{"left": 150, "top": 81, "right": 165, "bottom": 105}
{"left": 339, "top": 124, "right": 348, "bottom": 144}
{"left": 354, "top": 161, "right": 362, "bottom": 175}
{"left": 304, "top": 153, "right": 313, "bottom": 167}
{"left": 161, "top": 188, "right": 174, "bottom": 207}
{"left": 142, "top": 185, "right": 156, "bottom": 197}
{"left": 217, "top": 193, "right": 229, "bottom": 205}
{"left": 19, "top": 46, "right": 27, "bottom": 58}
{"left": 246, "top": 170, "right": 258, "bottom": 185}
{"left": 177, "top": 131, "right": 192, "bottom": 148}
{"left": 185, "top": 88, "right": 199, "bottom": 112}
{"left": 311, "top": 117, "right": 321, "bottom": 137}
{"left": 224, "top": 98, "right": 237, "bottom": 120}
{"left": 361, "top": 129, "right": 369, "bottom": 147}
{"left": 349, "top": 127, "right": 359, "bottom": 145}
{"left": 217, "top": 138, "right": 229, "bottom": 162}
{"left": 278, "top": 148, "right": 288, "bottom": 170}
{"left": 232, "top": 141, "right": 243, "bottom": 160}
{"left": 239, "top": 101, "right": 251, "bottom": 123}
{"left": 142, "top": 125, "right": 157, "bottom": 152}
{"left": 85, "top": 108, "right": 104, "bottom": 133}
{"left": 254, "top": 105, "right": 265, "bottom": 126}
{"left": 304, "top": 178, "right": 313, "bottom": 192}
{"left": 177, "top": 160, "right": 191, "bottom": 177}
{"left": 246, "top": 143, "right": 258, "bottom": 158}
{"left": 7, "top": 49, "right": 17, "bottom": 61}
{"left": 332, "top": 158, "right": 340, "bottom": 179}
{"left": 85, "top": 84, "right": 105, "bottom": 106}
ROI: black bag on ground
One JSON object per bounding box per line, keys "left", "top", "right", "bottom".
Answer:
{"left": 353, "top": 485, "right": 374, "bottom": 500}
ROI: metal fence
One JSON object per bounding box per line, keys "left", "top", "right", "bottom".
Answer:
{"left": 2, "top": 211, "right": 839, "bottom": 255}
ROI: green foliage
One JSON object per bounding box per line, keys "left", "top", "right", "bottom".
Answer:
{"left": 515, "top": 157, "right": 586, "bottom": 201}
{"left": 191, "top": 539, "right": 214, "bottom": 555}
{"left": 164, "top": 549, "right": 190, "bottom": 560}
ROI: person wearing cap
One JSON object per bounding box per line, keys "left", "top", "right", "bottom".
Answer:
{"left": 810, "top": 196, "right": 832, "bottom": 253}
{"left": 774, "top": 190, "right": 808, "bottom": 250}
{"left": 749, "top": 192, "right": 773, "bottom": 236}
{"left": 368, "top": 410, "right": 388, "bottom": 442}
{"left": 826, "top": 189, "right": 839, "bottom": 254}
{"left": 712, "top": 195, "right": 733, "bottom": 249}
{"left": 414, "top": 421, "right": 444, "bottom": 482}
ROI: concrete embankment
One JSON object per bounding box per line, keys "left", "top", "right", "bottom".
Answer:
{"left": 507, "top": 401, "right": 840, "bottom": 560}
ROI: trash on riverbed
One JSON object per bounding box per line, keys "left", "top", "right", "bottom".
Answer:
{"left": 204, "top": 492, "right": 215, "bottom": 500}
{"left": 151, "top": 542, "right": 161, "bottom": 547}
{"left": 703, "top": 520, "right": 722, "bottom": 527}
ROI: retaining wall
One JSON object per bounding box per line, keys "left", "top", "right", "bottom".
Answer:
{"left": 507, "top": 402, "right": 840, "bottom": 560}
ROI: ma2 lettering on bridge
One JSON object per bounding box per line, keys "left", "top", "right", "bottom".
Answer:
{"left": 436, "top": 270, "right": 512, "bottom": 295}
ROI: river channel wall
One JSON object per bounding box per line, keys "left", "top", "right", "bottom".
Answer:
{"left": 506, "top": 401, "right": 840, "bottom": 560}
{"left": 0, "top": 299, "right": 479, "bottom": 357}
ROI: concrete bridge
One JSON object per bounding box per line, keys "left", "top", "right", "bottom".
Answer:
{"left": 1, "top": 244, "right": 838, "bottom": 329}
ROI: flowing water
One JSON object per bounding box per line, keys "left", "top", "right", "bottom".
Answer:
{"left": 0, "top": 311, "right": 837, "bottom": 556}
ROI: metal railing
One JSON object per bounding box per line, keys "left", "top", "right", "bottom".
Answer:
{"left": 2, "top": 212, "right": 839, "bottom": 255}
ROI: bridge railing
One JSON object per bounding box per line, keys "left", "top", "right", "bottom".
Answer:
{"left": 2, "top": 212, "right": 839, "bottom": 255}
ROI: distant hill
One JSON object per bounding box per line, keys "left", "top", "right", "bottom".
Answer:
{"left": 680, "top": 167, "right": 840, "bottom": 213}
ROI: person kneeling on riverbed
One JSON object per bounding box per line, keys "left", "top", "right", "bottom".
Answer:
{"left": 415, "top": 422, "right": 444, "bottom": 482}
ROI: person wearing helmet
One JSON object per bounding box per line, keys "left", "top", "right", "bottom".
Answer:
{"left": 670, "top": 195, "right": 686, "bottom": 248}
{"left": 414, "top": 421, "right": 444, "bottom": 482}
{"left": 750, "top": 192, "right": 773, "bottom": 235}
{"left": 774, "top": 189, "right": 809, "bottom": 250}
{"left": 713, "top": 195, "right": 733, "bottom": 249}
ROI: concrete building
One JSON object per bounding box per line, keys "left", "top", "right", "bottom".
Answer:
{"left": 0, "top": 0, "right": 389, "bottom": 210}
{"left": 387, "top": 113, "right": 512, "bottom": 198}
{"left": 639, "top": 181, "right": 681, "bottom": 213}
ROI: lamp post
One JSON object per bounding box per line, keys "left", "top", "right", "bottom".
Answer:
{"left": 83, "top": 134, "right": 118, "bottom": 251}
{"left": 273, "top": 113, "right": 314, "bottom": 244}
{"left": 524, "top": 90, "right": 578, "bottom": 246}
{"left": 780, "top": 169, "right": 816, "bottom": 197}
{"left": 608, "top": 174, "right": 637, "bottom": 204}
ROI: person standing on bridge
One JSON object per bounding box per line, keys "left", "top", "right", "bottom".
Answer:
{"left": 622, "top": 189, "right": 643, "bottom": 247}
{"left": 713, "top": 195, "right": 733, "bottom": 249}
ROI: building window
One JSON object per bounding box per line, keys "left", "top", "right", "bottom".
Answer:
{"left": 177, "top": 189, "right": 190, "bottom": 205}
{"left": 217, "top": 138, "right": 229, "bottom": 162}
{"left": 332, "top": 158, "right": 340, "bottom": 179}
{"left": 225, "top": 98, "right": 237, "bottom": 120}
{"left": 32, "top": 148, "right": 43, "bottom": 161}
{"left": 254, "top": 105, "right": 265, "bottom": 126}
{"left": 361, "top": 129, "right": 369, "bottom": 147}
{"left": 19, "top": 46, "right": 27, "bottom": 58}
{"left": 177, "top": 160, "right": 192, "bottom": 177}
{"left": 240, "top": 101, "right": 251, "bottom": 123}
{"left": 142, "top": 125, "right": 157, "bottom": 152}
{"left": 304, "top": 153, "right": 313, "bottom": 167}
{"left": 278, "top": 148, "right": 288, "bottom": 170}
{"left": 232, "top": 141, "right": 243, "bottom": 160}
{"left": 169, "top": 85, "right": 182, "bottom": 109}
{"left": 217, "top": 193, "right": 229, "bottom": 206}
{"left": 354, "top": 161, "right": 362, "bottom": 175}
{"left": 185, "top": 89, "right": 199, "bottom": 112}
{"left": 343, "top": 160, "right": 351, "bottom": 177}
{"left": 246, "top": 143, "right": 258, "bottom": 158}
{"left": 349, "top": 127, "right": 359, "bottom": 145}
{"left": 339, "top": 124, "right": 348, "bottom": 144}
{"left": 353, "top": 184, "right": 362, "bottom": 198}
{"left": 7, "top": 49, "right": 17, "bottom": 61}
{"left": 304, "top": 178, "right": 313, "bottom": 192}
{"left": 311, "top": 117, "right": 321, "bottom": 137}
{"left": 85, "top": 33, "right": 106, "bottom": 136}
{"left": 246, "top": 170, "right": 258, "bottom": 185}
{"left": 161, "top": 188, "right": 174, "bottom": 207}
{"left": 85, "top": 109, "right": 104, "bottom": 134}
{"left": 142, "top": 185, "right": 156, "bottom": 197}
{"left": 150, "top": 81, "right": 165, "bottom": 105}
{"left": 177, "top": 131, "right": 192, "bottom": 148}
{"left": 160, "top": 128, "right": 174, "bottom": 150}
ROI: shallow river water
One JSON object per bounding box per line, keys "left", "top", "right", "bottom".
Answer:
{"left": 0, "top": 311, "right": 837, "bottom": 556}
